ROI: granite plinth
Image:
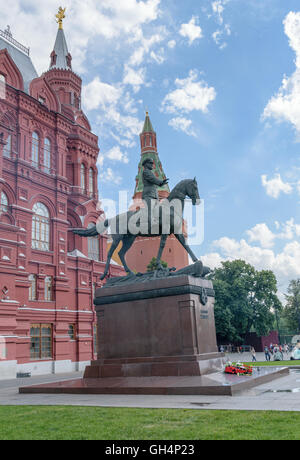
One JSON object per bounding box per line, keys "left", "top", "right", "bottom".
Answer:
{"left": 19, "top": 367, "right": 289, "bottom": 396}
{"left": 84, "top": 274, "right": 224, "bottom": 379}
{"left": 19, "top": 274, "right": 289, "bottom": 396}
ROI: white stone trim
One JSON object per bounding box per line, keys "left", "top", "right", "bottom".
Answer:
{"left": 18, "top": 307, "right": 93, "bottom": 314}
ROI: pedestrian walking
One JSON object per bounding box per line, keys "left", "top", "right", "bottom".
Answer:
{"left": 264, "top": 346, "right": 271, "bottom": 361}
{"left": 251, "top": 346, "right": 257, "bottom": 362}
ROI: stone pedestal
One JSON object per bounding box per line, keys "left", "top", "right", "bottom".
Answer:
{"left": 20, "top": 270, "right": 289, "bottom": 396}
{"left": 84, "top": 274, "right": 225, "bottom": 379}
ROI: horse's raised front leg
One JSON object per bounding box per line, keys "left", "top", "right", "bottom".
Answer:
{"left": 100, "top": 235, "right": 122, "bottom": 280}
{"left": 156, "top": 234, "right": 168, "bottom": 269}
{"left": 118, "top": 234, "right": 136, "bottom": 275}
{"left": 174, "top": 233, "right": 198, "bottom": 263}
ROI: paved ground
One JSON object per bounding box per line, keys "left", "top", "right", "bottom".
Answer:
{"left": 1, "top": 353, "right": 300, "bottom": 411}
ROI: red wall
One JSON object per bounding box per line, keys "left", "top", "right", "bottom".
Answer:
{"left": 0, "top": 47, "right": 124, "bottom": 372}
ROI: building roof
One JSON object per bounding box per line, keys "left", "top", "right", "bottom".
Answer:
{"left": 49, "top": 28, "right": 72, "bottom": 71}
{"left": 0, "top": 31, "right": 38, "bottom": 93}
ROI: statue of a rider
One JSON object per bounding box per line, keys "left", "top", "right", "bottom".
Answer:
{"left": 142, "top": 158, "right": 168, "bottom": 233}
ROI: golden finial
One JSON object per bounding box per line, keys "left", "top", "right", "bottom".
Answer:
{"left": 56, "top": 7, "right": 66, "bottom": 30}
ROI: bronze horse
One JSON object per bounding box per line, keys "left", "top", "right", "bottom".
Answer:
{"left": 72, "top": 178, "right": 200, "bottom": 280}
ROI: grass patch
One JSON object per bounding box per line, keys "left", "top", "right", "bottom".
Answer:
{"left": 0, "top": 406, "right": 299, "bottom": 440}
{"left": 235, "top": 360, "right": 300, "bottom": 367}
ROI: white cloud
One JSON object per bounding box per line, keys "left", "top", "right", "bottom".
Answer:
{"left": 179, "top": 16, "right": 203, "bottom": 45}
{"left": 123, "top": 66, "right": 146, "bottom": 92}
{"left": 246, "top": 219, "right": 300, "bottom": 249}
{"left": 128, "top": 30, "right": 166, "bottom": 67}
{"left": 97, "top": 146, "right": 129, "bottom": 186}
{"left": 167, "top": 40, "right": 176, "bottom": 49}
{"left": 210, "top": 0, "right": 231, "bottom": 49}
{"left": 203, "top": 236, "right": 300, "bottom": 294}
{"left": 262, "top": 11, "right": 300, "bottom": 137}
{"left": 105, "top": 146, "right": 129, "bottom": 164}
{"left": 82, "top": 76, "right": 143, "bottom": 149}
{"left": 150, "top": 49, "right": 165, "bottom": 64}
{"left": 161, "top": 70, "right": 216, "bottom": 114}
{"left": 2, "top": 0, "right": 161, "bottom": 74}
{"left": 99, "top": 167, "right": 122, "bottom": 185}
{"left": 168, "top": 117, "right": 196, "bottom": 137}
{"left": 211, "top": 0, "right": 228, "bottom": 25}
{"left": 82, "top": 77, "right": 122, "bottom": 111}
{"left": 261, "top": 173, "right": 293, "bottom": 199}
{"left": 202, "top": 217, "right": 300, "bottom": 294}
{"left": 246, "top": 223, "right": 276, "bottom": 249}
{"left": 282, "top": 218, "right": 300, "bottom": 238}
{"left": 212, "top": 23, "right": 231, "bottom": 49}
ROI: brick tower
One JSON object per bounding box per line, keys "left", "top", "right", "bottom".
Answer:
{"left": 125, "top": 111, "right": 189, "bottom": 272}
{"left": 0, "top": 11, "right": 124, "bottom": 379}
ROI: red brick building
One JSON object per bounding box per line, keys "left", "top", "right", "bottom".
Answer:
{"left": 0, "top": 23, "right": 124, "bottom": 379}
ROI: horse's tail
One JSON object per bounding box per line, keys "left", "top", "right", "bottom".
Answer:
{"left": 96, "top": 218, "right": 109, "bottom": 235}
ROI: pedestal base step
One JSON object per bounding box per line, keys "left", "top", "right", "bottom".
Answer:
{"left": 84, "top": 353, "right": 226, "bottom": 378}
{"left": 19, "top": 367, "right": 289, "bottom": 397}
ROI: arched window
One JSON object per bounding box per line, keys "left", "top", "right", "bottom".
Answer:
{"left": 44, "top": 276, "right": 53, "bottom": 301}
{"left": 0, "top": 74, "right": 5, "bottom": 99}
{"left": 3, "top": 134, "right": 11, "bottom": 158}
{"left": 89, "top": 168, "right": 94, "bottom": 196}
{"left": 68, "top": 324, "right": 76, "bottom": 340}
{"left": 32, "top": 202, "right": 50, "bottom": 251}
{"left": 87, "top": 222, "right": 99, "bottom": 261}
{"left": 44, "top": 138, "right": 51, "bottom": 173}
{"left": 32, "top": 132, "right": 39, "bottom": 168}
{"left": 0, "top": 191, "right": 8, "bottom": 213}
{"left": 29, "top": 275, "right": 37, "bottom": 301}
{"left": 80, "top": 164, "right": 86, "bottom": 192}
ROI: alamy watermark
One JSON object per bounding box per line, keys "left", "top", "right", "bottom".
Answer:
{"left": 96, "top": 192, "right": 205, "bottom": 246}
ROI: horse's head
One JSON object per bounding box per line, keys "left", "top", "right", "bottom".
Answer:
{"left": 186, "top": 178, "right": 201, "bottom": 205}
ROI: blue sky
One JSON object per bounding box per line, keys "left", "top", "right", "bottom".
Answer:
{"left": 2, "top": 0, "right": 300, "bottom": 295}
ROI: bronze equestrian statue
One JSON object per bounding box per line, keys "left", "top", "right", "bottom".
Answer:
{"left": 72, "top": 175, "right": 201, "bottom": 280}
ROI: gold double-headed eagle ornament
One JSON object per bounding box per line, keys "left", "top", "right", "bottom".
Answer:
{"left": 56, "top": 7, "right": 66, "bottom": 30}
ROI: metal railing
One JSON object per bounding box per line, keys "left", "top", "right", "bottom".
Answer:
{"left": 0, "top": 28, "right": 30, "bottom": 56}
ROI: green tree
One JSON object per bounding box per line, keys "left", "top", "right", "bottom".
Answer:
{"left": 147, "top": 257, "right": 168, "bottom": 272}
{"left": 283, "top": 279, "right": 300, "bottom": 332}
{"left": 209, "top": 260, "right": 281, "bottom": 344}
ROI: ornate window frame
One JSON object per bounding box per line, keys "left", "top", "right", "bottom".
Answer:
{"left": 31, "top": 202, "right": 50, "bottom": 251}
{"left": 0, "top": 191, "right": 8, "bottom": 213}
{"left": 31, "top": 131, "right": 40, "bottom": 168}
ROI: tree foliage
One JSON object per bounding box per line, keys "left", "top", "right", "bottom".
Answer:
{"left": 283, "top": 279, "right": 300, "bottom": 332}
{"left": 209, "top": 260, "right": 282, "bottom": 344}
{"left": 147, "top": 257, "right": 168, "bottom": 272}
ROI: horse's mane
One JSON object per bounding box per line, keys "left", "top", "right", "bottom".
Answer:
{"left": 168, "top": 179, "right": 193, "bottom": 200}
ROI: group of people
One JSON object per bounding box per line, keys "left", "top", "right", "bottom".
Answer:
{"left": 241, "top": 344, "right": 290, "bottom": 362}
{"left": 263, "top": 344, "right": 289, "bottom": 361}
{"left": 220, "top": 342, "right": 300, "bottom": 362}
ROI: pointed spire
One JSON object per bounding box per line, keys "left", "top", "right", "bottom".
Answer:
{"left": 140, "top": 110, "right": 157, "bottom": 154}
{"left": 134, "top": 111, "right": 169, "bottom": 199}
{"left": 50, "top": 8, "right": 72, "bottom": 70}
{"left": 142, "top": 110, "right": 155, "bottom": 133}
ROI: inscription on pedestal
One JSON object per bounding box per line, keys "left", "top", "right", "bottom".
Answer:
{"left": 200, "top": 310, "right": 209, "bottom": 319}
